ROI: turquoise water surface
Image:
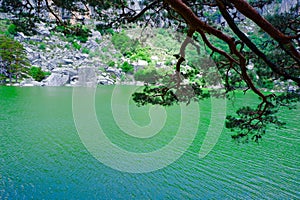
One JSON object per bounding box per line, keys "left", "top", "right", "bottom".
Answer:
{"left": 0, "top": 86, "right": 299, "bottom": 199}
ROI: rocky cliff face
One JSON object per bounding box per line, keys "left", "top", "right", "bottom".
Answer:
{"left": 279, "top": 0, "right": 299, "bottom": 13}
{"left": 13, "top": 22, "right": 125, "bottom": 87}
{"left": 256, "top": 0, "right": 299, "bottom": 15}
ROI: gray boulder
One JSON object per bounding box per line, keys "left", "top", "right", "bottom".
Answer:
{"left": 98, "top": 78, "right": 114, "bottom": 85}
{"left": 91, "top": 30, "right": 102, "bottom": 39}
{"left": 77, "top": 67, "right": 97, "bottom": 87}
{"left": 44, "top": 73, "right": 70, "bottom": 86}
{"left": 46, "top": 61, "right": 57, "bottom": 70}
{"left": 29, "top": 36, "right": 43, "bottom": 42}
{"left": 75, "top": 53, "right": 89, "bottom": 60}
{"left": 61, "top": 59, "right": 74, "bottom": 65}
{"left": 136, "top": 60, "right": 148, "bottom": 67}
{"left": 32, "top": 59, "right": 42, "bottom": 66}
{"left": 52, "top": 68, "right": 78, "bottom": 77}
{"left": 132, "top": 60, "right": 148, "bottom": 72}
{"left": 35, "top": 26, "right": 51, "bottom": 36}
{"left": 105, "top": 67, "right": 122, "bottom": 77}
{"left": 28, "top": 53, "right": 41, "bottom": 62}
{"left": 25, "top": 47, "right": 33, "bottom": 53}
{"left": 15, "top": 32, "right": 28, "bottom": 42}
{"left": 20, "top": 79, "right": 43, "bottom": 87}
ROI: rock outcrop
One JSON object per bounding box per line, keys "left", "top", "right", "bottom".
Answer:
{"left": 43, "top": 73, "right": 70, "bottom": 86}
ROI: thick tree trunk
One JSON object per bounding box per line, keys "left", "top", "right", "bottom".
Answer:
{"left": 228, "top": 0, "right": 300, "bottom": 62}
{"left": 216, "top": 0, "right": 300, "bottom": 85}
{"left": 165, "top": 0, "right": 267, "bottom": 100}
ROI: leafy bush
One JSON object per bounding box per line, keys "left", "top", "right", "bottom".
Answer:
{"left": 111, "top": 73, "right": 117, "bottom": 80}
{"left": 108, "top": 60, "right": 115, "bottom": 67}
{"left": 55, "top": 25, "right": 66, "bottom": 33}
{"left": 28, "top": 40, "right": 36, "bottom": 45}
{"left": 95, "top": 38, "right": 101, "bottom": 44}
{"left": 55, "top": 24, "right": 91, "bottom": 43}
{"left": 130, "top": 47, "right": 152, "bottom": 63}
{"left": 76, "top": 35, "right": 89, "bottom": 43}
{"left": 71, "top": 25, "right": 91, "bottom": 42}
{"left": 111, "top": 31, "right": 140, "bottom": 56}
{"left": 7, "top": 24, "right": 17, "bottom": 35}
{"left": 64, "top": 44, "right": 71, "bottom": 49}
{"left": 72, "top": 41, "right": 81, "bottom": 50}
{"left": 38, "top": 43, "right": 46, "bottom": 50}
{"left": 134, "top": 67, "right": 160, "bottom": 83}
{"left": 28, "top": 66, "right": 49, "bottom": 82}
{"left": 164, "top": 59, "right": 173, "bottom": 66}
{"left": 12, "top": 18, "right": 37, "bottom": 36}
{"left": 96, "top": 24, "right": 114, "bottom": 35}
{"left": 66, "top": 36, "right": 75, "bottom": 43}
{"left": 102, "top": 46, "right": 108, "bottom": 52}
{"left": 82, "top": 47, "right": 90, "bottom": 54}
{"left": 120, "top": 61, "right": 134, "bottom": 73}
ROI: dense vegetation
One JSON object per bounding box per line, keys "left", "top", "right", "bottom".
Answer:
{"left": 28, "top": 66, "right": 50, "bottom": 82}
{"left": 0, "top": 34, "right": 29, "bottom": 84}
{"left": 0, "top": 0, "right": 299, "bottom": 142}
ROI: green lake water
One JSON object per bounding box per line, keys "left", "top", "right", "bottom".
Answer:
{"left": 0, "top": 86, "right": 299, "bottom": 199}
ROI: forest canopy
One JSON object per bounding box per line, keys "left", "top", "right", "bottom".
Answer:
{"left": 1, "top": 0, "right": 299, "bottom": 142}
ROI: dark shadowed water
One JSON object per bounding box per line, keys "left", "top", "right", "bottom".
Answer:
{"left": 0, "top": 86, "right": 299, "bottom": 199}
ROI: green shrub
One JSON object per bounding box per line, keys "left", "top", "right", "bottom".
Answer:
{"left": 75, "top": 35, "right": 88, "bottom": 43}
{"left": 108, "top": 60, "right": 115, "bottom": 67}
{"left": 96, "top": 25, "right": 114, "bottom": 35}
{"left": 28, "top": 40, "right": 36, "bottom": 45}
{"left": 55, "top": 24, "right": 91, "bottom": 43}
{"left": 164, "top": 59, "right": 173, "bottom": 66}
{"left": 66, "top": 36, "right": 75, "bottom": 43}
{"left": 130, "top": 47, "right": 151, "bottom": 63}
{"left": 72, "top": 41, "right": 81, "bottom": 50}
{"left": 65, "top": 44, "right": 71, "bottom": 49}
{"left": 102, "top": 46, "right": 108, "bottom": 52}
{"left": 120, "top": 61, "right": 134, "bottom": 73}
{"left": 105, "top": 28, "right": 115, "bottom": 35}
{"left": 82, "top": 47, "right": 90, "bottom": 54}
{"left": 44, "top": 71, "right": 51, "bottom": 76}
{"left": 134, "top": 68, "right": 160, "bottom": 83}
{"left": 120, "top": 74, "right": 127, "bottom": 82}
{"left": 55, "top": 25, "right": 66, "bottom": 32}
{"left": 111, "top": 31, "right": 140, "bottom": 56}
{"left": 38, "top": 43, "right": 46, "bottom": 50}
{"left": 11, "top": 18, "right": 37, "bottom": 35}
{"left": 29, "top": 66, "right": 49, "bottom": 82}
{"left": 95, "top": 38, "right": 101, "bottom": 44}
{"left": 7, "top": 24, "right": 17, "bottom": 35}
{"left": 111, "top": 74, "right": 117, "bottom": 80}
{"left": 56, "top": 44, "right": 63, "bottom": 49}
